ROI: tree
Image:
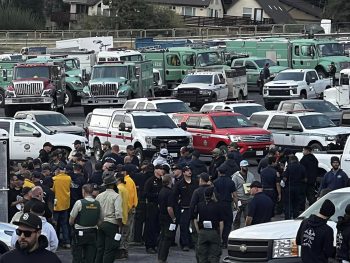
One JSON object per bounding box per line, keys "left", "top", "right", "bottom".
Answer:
{"left": 324, "top": 0, "right": 350, "bottom": 22}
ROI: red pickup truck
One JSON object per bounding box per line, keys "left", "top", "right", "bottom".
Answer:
{"left": 173, "top": 111, "right": 273, "bottom": 158}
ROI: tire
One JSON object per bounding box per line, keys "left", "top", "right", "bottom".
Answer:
{"left": 93, "top": 140, "right": 102, "bottom": 161}
{"left": 49, "top": 99, "right": 57, "bottom": 112}
{"left": 4, "top": 106, "right": 15, "bottom": 117}
{"left": 309, "top": 142, "right": 323, "bottom": 152}
{"left": 135, "top": 147, "right": 144, "bottom": 163}
{"left": 300, "top": 92, "right": 307, "bottom": 99}
{"left": 57, "top": 105, "right": 65, "bottom": 114}
{"left": 64, "top": 89, "right": 74, "bottom": 108}
{"left": 83, "top": 106, "right": 93, "bottom": 116}
{"left": 237, "top": 91, "right": 243, "bottom": 100}
{"left": 0, "top": 89, "right": 4, "bottom": 108}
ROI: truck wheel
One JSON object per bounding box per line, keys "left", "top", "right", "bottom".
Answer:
{"left": 49, "top": 99, "right": 58, "bottom": 112}
{"left": 64, "top": 89, "right": 74, "bottom": 108}
{"left": 265, "top": 102, "right": 275, "bottom": 110}
{"left": 0, "top": 89, "right": 4, "bottom": 108}
{"left": 300, "top": 92, "right": 307, "bottom": 99}
{"left": 4, "top": 106, "right": 15, "bottom": 117}
{"left": 57, "top": 105, "right": 65, "bottom": 114}
{"left": 83, "top": 106, "right": 93, "bottom": 116}
{"left": 309, "top": 142, "right": 323, "bottom": 152}
{"left": 135, "top": 147, "right": 144, "bottom": 163}
{"left": 93, "top": 140, "right": 102, "bottom": 161}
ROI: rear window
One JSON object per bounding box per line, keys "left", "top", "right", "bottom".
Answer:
{"left": 250, "top": 114, "right": 269, "bottom": 128}
{"left": 123, "top": 101, "right": 137, "bottom": 109}
{"left": 341, "top": 111, "right": 350, "bottom": 126}
{"left": 233, "top": 105, "right": 267, "bottom": 117}
{"left": 89, "top": 115, "right": 111, "bottom": 128}
{"left": 200, "top": 105, "right": 214, "bottom": 112}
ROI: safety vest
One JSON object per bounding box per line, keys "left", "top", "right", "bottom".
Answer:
{"left": 76, "top": 199, "right": 101, "bottom": 227}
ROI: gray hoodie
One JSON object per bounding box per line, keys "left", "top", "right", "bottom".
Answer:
{"left": 232, "top": 171, "right": 256, "bottom": 201}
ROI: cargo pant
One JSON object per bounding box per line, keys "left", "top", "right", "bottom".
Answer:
{"left": 158, "top": 220, "right": 176, "bottom": 262}
{"left": 197, "top": 229, "right": 221, "bottom": 263}
{"left": 72, "top": 228, "right": 97, "bottom": 263}
{"left": 95, "top": 222, "right": 120, "bottom": 263}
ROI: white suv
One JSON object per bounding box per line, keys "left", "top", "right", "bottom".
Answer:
{"left": 250, "top": 110, "right": 350, "bottom": 151}
{"left": 200, "top": 101, "right": 266, "bottom": 118}
{"left": 87, "top": 109, "right": 193, "bottom": 160}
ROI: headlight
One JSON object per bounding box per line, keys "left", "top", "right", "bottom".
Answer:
{"left": 326, "top": 135, "right": 337, "bottom": 141}
{"left": 230, "top": 135, "right": 242, "bottom": 142}
{"left": 42, "top": 89, "right": 53, "bottom": 96}
{"left": 145, "top": 136, "right": 152, "bottom": 145}
{"left": 199, "top": 90, "right": 212, "bottom": 95}
{"left": 172, "top": 90, "right": 178, "bottom": 96}
{"left": 5, "top": 91, "right": 15, "bottom": 97}
{"left": 272, "top": 239, "right": 298, "bottom": 258}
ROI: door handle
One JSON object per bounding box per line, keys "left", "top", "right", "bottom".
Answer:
{"left": 344, "top": 158, "right": 350, "bottom": 161}
{"left": 108, "top": 131, "right": 111, "bottom": 134}
{"left": 301, "top": 61, "right": 304, "bottom": 65}
{"left": 285, "top": 134, "right": 290, "bottom": 136}
{"left": 13, "top": 140, "right": 21, "bottom": 142}
{"left": 292, "top": 60, "right": 295, "bottom": 64}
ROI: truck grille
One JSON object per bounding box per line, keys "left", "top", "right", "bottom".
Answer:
{"left": 14, "top": 81, "right": 43, "bottom": 96}
{"left": 241, "top": 134, "right": 272, "bottom": 143}
{"left": 90, "top": 83, "right": 118, "bottom": 96}
{"left": 152, "top": 136, "right": 190, "bottom": 150}
{"left": 177, "top": 88, "right": 199, "bottom": 95}
{"left": 228, "top": 239, "right": 270, "bottom": 262}
{"left": 269, "top": 89, "right": 290, "bottom": 96}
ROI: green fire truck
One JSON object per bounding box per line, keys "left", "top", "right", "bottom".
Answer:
{"left": 27, "top": 56, "right": 83, "bottom": 107}
{"left": 81, "top": 61, "right": 154, "bottom": 116}
{"left": 225, "top": 38, "right": 350, "bottom": 78}
{"left": 0, "top": 61, "right": 17, "bottom": 107}
{"left": 142, "top": 47, "right": 228, "bottom": 89}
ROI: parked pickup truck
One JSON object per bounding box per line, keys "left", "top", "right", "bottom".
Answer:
{"left": 0, "top": 117, "right": 88, "bottom": 160}
{"left": 263, "top": 69, "right": 332, "bottom": 110}
{"left": 224, "top": 187, "right": 350, "bottom": 263}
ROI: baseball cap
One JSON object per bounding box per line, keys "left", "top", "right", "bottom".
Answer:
{"left": 250, "top": 181, "right": 262, "bottom": 188}
{"left": 331, "top": 156, "right": 340, "bottom": 163}
{"left": 102, "top": 141, "right": 111, "bottom": 147}
{"left": 14, "top": 212, "right": 42, "bottom": 230}
{"left": 73, "top": 140, "right": 81, "bottom": 145}
{"left": 43, "top": 142, "right": 53, "bottom": 148}
{"left": 319, "top": 199, "right": 335, "bottom": 218}
{"left": 126, "top": 145, "right": 134, "bottom": 150}
{"left": 172, "top": 164, "right": 182, "bottom": 171}
{"left": 240, "top": 160, "right": 249, "bottom": 167}
{"left": 182, "top": 165, "right": 192, "bottom": 172}
{"left": 160, "top": 148, "right": 168, "bottom": 156}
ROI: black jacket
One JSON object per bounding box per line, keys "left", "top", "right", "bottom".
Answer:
{"left": 300, "top": 154, "right": 319, "bottom": 185}
{"left": 336, "top": 215, "right": 350, "bottom": 260}
{"left": 38, "top": 149, "right": 50, "bottom": 163}
{"left": 209, "top": 156, "right": 225, "bottom": 181}
{"left": 219, "top": 159, "right": 239, "bottom": 177}
{"left": 0, "top": 235, "right": 61, "bottom": 263}
{"left": 189, "top": 159, "right": 207, "bottom": 177}
{"left": 296, "top": 214, "right": 335, "bottom": 263}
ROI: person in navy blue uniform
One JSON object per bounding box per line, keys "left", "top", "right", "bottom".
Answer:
{"left": 336, "top": 204, "right": 350, "bottom": 262}
{"left": 320, "top": 156, "right": 349, "bottom": 193}
{"left": 282, "top": 155, "right": 306, "bottom": 219}
{"left": 218, "top": 152, "right": 240, "bottom": 177}
{"left": 213, "top": 166, "right": 237, "bottom": 248}
{"left": 189, "top": 151, "right": 207, "bottom": 178}
{"left": 260, "top": 157, "right": 281, "bottom": 206}
{"left": 245, "top": 181, "right": 274, "bottom": 226}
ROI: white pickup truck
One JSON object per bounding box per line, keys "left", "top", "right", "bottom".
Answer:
{"left": 0, "top": 118, "right": 88, "bottom": 160}
{"left": 263, "top": 69, "right": 332, "bottom": 110}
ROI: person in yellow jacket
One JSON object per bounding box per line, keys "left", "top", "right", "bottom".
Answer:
{"left": 115, "top": 172, "right": 130, "bottom": 260}
{"left": 22, "top": 170, "right": 35, "bottom": 188}
{"left": 52, "top": 164, "right": 71, "bottom": 249}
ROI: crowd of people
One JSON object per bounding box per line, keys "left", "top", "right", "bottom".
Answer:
{"left": 2, "top": 139, "right": 350, "bottom": 263}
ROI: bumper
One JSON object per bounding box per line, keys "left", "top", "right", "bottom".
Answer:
{"left": 223, "top": 256, "right": 302, "bottom": 263}
{"left": 239, "top": 143, "right": 271, "bottom": 158}
{"left": 81, "top": 97, "right": 127, "bottom": 106}
{"left": 263, "top": 96, "right": 299, "bottom": 104}
{"left": 175, "top": 94, "right": 214, "bottom": 106}
{"left": 5, "top": 97, "right": 53, "bottom": 105}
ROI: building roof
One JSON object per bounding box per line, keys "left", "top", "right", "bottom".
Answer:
{"left": 62, "top": 0, "right": 100, "bottom": 6}
{"left": 279, "top": 0, "right": 322, "bottom": 18}
{"left": 147, "top": 0, "right": 212, "bottom": 7}
{"left": 255, "top": 0, "right": 293, "bottom": 24}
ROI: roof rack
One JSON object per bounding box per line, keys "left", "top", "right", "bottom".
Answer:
{"left": 185, "top": 44, "right": 210, "bottom": 49}
{"left": 200, "top": 109, "right": 234, "bottom": 114}
{"left": 224, "top": 100, "right": 256, "bottom": 104}
{"left": 146, "top": 96, "right": 177, "bottom": 101}
{"left": 138, "top": 46, "right": 165, "bottom": 52}
{"left": 107, "top": 47, "right": 129, "bottom": 51}
{"left": 285, "top": 109, "right": 315, "bottom": 114}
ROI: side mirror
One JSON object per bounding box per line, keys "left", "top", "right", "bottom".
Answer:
{"left": 32, "top": 131, "right": 41, "bottom": 137}
{"left": 71, "top": 121, "right": 76, "bottom": 125}
{"left": 119, "top": 122, "right": 126, "bottom": 131}
{"left": 81, "top": 69, "right": 87, "bottom": 81}
{"left": 2, "top": 69, "right": 7, "bottom": 81}
{"left": 180, "top": 122, "right": 187, "bottom": 131}
{"left": 292, "top": 126, "right": 302, "bottom": 132}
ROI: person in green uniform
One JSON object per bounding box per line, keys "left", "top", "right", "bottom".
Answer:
{"left": 69, "top": 184, "right": 101, "bottom": 263}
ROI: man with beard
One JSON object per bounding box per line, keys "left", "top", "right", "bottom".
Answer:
{"left": 0, "top": 212, "right": 61, "bottom": 263}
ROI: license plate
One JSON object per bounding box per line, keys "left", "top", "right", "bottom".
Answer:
{"left": 256, "top": 151, "right": 263, "bottom": 156}
{"left": 170, "top": 152, "right": 178, "bottom": 157}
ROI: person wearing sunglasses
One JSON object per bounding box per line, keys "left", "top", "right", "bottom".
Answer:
{"left": 0, "top": 212, "right": 61, "bottom": 262}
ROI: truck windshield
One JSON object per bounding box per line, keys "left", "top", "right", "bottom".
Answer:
{"left": 302, "top": 101, "right": 340, "bottom": 113}
{"left": 197, "top": 52, "right": 221, "bottom": 67}
{"left": 182, "top": 53, "right": 196, "bottom": 66}
{"left": 212, "top": 115, "right": 253, "bottom": 128}
{"left": 182, "top": 75, "right": 212, "bottom": 84}
{"left": 299, "top": 192, "right": 347, "bottom": 222}
{"left": 120, "top": 55, "right": 143, "bottom": 61}
{"left": 156, "top": 102, "right": 192, "bottom": 113}
{"left": 317, "top": 43, "right": 344, "bottom": 57}
{"left": 14, "top": 66, "right": 49, "bottom": 79}
{"left": 274, "top": 72, "right": 304, "bottom": 81}
{"left": 254, "top": 59, "right": 276, "bottom": 68}
{"left": 33, "top": 122, "right": 52, "bottom": 135}
{"left": 133, "top": 115, "right": 178, "bottom": 129}
{"left": 35, "top": 114, "right": 72, "bottom": 126}
{"left": 299, "top": 114, "right": 336, "bottom": 129}
{"left": 92, "top": 66, "right": 127, "bottom": 79}
{"left": 64, "top": 59, "right": 79, "bottom": 71}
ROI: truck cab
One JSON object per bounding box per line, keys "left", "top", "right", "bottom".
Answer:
{"left": 4, "top": 63, "right": 65, "bottom": 117}
{"left": 0, "top": 61, "right": 17, "bottom": 107}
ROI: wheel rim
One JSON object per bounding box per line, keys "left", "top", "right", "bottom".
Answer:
{"left": 0, "top": 93, "right": 4, "bottom": 106}
{"left": 94, "top": 143, "right": 102, "bottom": 160}
{"left": 135, "top": 148, "right": 143, "bottom": 162}
{"left": 64, "top": 94, "right": 69, "bottom": 105}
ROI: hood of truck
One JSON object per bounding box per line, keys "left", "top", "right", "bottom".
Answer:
{"left": 319, "top": 56, "right": 350, "bottom": 64}
{"left": 47, "top": 133, "right": 88, "bottom": 146}
{"left": 66, "top": 69, "right": 80, "bottom": 77}
{"left": 90, "top": 77, "right": 127, "bottom": 84}
{"left": 13, "top": 77, "right": 48, "bottom": 83}
{"left": 175, "top": 83, "right": 214, "bottom": 90}
{"left": 136, "top": 128, "right": 192, "bottom": 138}
{"left": 47, "top": 125, "right": 85, "bottom": 136}
{"left": 215, "top": 127, "right": 271, "bottom": 136}
{"left": 269, "top": 66, "right": 289, "bottom": 74}
{"left": 306, "top": 126, "right": 350, "bottom": 135}
{"left": 229, "top": 220, "right": 302, "bottom": 240}
{"left": 265, "top": 80, "right": 300, "bottom": 87}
